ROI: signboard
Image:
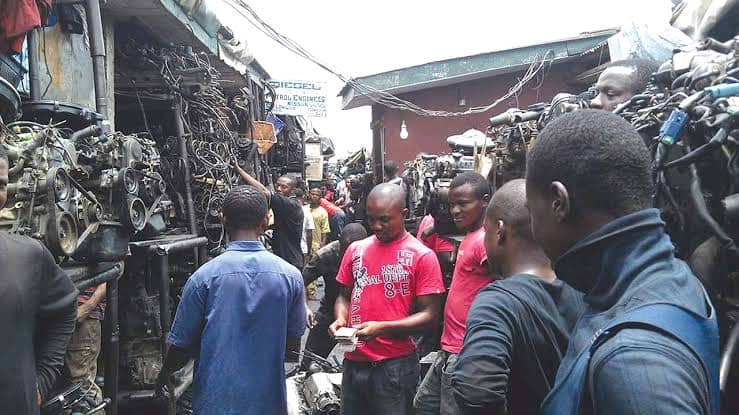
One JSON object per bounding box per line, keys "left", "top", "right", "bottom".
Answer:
{"left": 269, "top": 80, "right": 327, "bottom": 118}
{"left": 304, "top": 142, "right": 324, "bottom": 181}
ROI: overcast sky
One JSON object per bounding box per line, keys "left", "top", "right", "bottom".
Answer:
{"left": 217, "top": 0, "right": 673, "bottom": 158}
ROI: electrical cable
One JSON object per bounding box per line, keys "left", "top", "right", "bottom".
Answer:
{"left": 222, "top": 0, "right": 554, "bottom": 117}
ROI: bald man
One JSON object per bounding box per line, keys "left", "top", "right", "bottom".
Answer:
{"left": 330, "top": 183, "right": 445, "bottom": 415}
{"left": 451, "top": 180, "right": 585, "bottom": 415}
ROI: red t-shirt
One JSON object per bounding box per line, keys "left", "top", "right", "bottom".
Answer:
{"left": 440, "top": 226, "right": 497, "bottom": 353}
{"left": 320, "top": 198, "right": 341, "bottom": 217}
{"left": 416, "top": 215, "right": 454, "bottom": 253}
{"left": 336, "top": 232, "right": 446, "bottom": 361}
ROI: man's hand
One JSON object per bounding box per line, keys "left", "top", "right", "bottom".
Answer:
{"left": 155, "top": 372, "right": 172, "bottom": 401}
{"left": 37, "top": 385, "right": 42, "bottom": 405}
{"left": 355, "top": 321, "right": 386, "bottom": 342}
{"left": 76, "top": 305, "right": 91, "bottom": 322}
{"left": 329, "top": 317, "right": 347, "bottom": 337}
{"left": 233, "top": 161, "right": 243, "bottom": 173}
{"left": 306, "top": 305, "right": 316, "bottom": 329}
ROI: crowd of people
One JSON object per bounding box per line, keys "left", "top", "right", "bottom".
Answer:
{"left": 0, "top": 58, "right": 720, "bottom": 415}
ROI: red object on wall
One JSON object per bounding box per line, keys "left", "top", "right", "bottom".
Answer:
{"left": 0, "top": 0, "right": 53, "bottom": 54}
{"left": 373, "top": 67, "right": 574, "bottom": 166}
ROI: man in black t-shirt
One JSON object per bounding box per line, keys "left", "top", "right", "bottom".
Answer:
{"left": 0, "top": 146, "right": 78, "bottom": 415}
{"left": 451, "top": 179, "right": 585, "bottom": 415}
{"left": 234, "top": 164, "right": 304, "bottom": 270}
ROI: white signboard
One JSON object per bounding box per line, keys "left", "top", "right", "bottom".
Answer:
{"left": 269, "top": 80, "right": 327, "bottom": 118}
{"left": 304, "top": 142, "right": 324, "bottom": 180}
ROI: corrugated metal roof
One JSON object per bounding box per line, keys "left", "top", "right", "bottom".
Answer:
{"left": 340, "top": 30, "right": 617, "bottom": 110}
{"left": 107, "top": 0, "right": 269, "bottom": 88}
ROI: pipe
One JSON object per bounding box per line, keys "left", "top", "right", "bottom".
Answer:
{"left": 720, "top": 322, "right": 739, "bottom": 392}
{"left": 75, "top": 265, "right": 120, "bottom": 291}
{"left": 173, "top": 98, "right": 198, "bottom": 236}
{"left": 85, "top": 0, "right": 108, "bottom": 117}
{"left": 71, "top": 125, "right": 103, "bottom": 143}
{"left": 149, "top": 236, "right": 208, "bottom": 256}
{"left": 103, "top": 277, "right": 119, "bottom": 415}
{"left": 27, "top": 29, "right": 41, "bottom": 100}
{"left": 198, "top": 244, "right": 208, "bottom": 267}
{"left": 688, "top": 163, "right": 737, "bottom": 255}
{"left": 157, "top": 254, "right": 171, "bottom": 356}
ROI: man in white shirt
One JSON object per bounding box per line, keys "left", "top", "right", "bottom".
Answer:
{"left": 295, "top": 189, "right": 315, "bottom": 261}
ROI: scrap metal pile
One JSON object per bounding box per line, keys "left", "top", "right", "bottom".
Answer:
{"left": 117, "top": 40, "right": 271, "bottom": 247}
{"left": 0, "top": 119, "right": 172, "bottom": 261}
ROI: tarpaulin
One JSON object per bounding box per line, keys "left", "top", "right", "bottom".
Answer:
{"left": 0, "top": 0, "right": 52, "bottom": 54}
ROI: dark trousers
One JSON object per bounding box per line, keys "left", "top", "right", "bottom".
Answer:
{"left": 299, "top": 312, "right": 337, "bottom": 371}
{"left": 329, "top": 210, "right": 346, "bottom": 241}
{"left": 414, "top": 351, "right": 460, "bottom": 414}
{"left": 341, "top": 353, "right": 420, "bottom": 415}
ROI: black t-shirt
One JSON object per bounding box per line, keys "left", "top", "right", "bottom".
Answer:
{"left": 302, "top": 241, "right": 341, "bottom": 315}
{"left": 0, "top": 232, "right": 78, "bottom": 415}
{"left": 451, "top": 274, "right": 585, "bottom": 415}
{"left": 270, "top": 192, "right": 304, "bottom": 270}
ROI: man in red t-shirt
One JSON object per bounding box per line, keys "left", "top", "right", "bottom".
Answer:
{"left": 414, "top": 172, "right": 496, "bottom": 415}
{"left": 320, "top": 197, "right": 346, "bottom": 241}
{"left": 330, "top": 183, "right": 445, "bottom": 415}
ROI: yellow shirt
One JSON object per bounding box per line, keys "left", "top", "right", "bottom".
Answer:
{"left": 310, "top": 206, "right": 330, "bottom": 255}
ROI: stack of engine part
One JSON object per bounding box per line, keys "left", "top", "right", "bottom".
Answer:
{"left": 117, "top": 40, "right": 270, "bottom": 248}
{"left": 286, "top": 354, "right": 342, "bottom": 415}
{"left": 0, "top": 119, "right": 172, "bottom": 261}
{"left": 405, "top": 90, "right": 593, "bottom": 238}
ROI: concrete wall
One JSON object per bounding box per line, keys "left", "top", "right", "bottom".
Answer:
{"left": 373, "top": 66, "right": 575, "bottom": 166}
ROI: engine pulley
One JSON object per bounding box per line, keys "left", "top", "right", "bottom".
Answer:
{"left": 45, "top": 211, "right": 79, "bottom": 257}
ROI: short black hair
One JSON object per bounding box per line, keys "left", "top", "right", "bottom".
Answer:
{"left": 341, "top": 223, "right": 368, "bottom": 244}
{"left": 0, "top": 145, "right": 7, "bottom": 162}
{"left": 278, "top": 175, "right": 297, "bottom": 188}
{"left": 384, "top": 160, "right": 398, "bottom": 176}
{"left": 450, "top": 172, "right": 491, "bottom": 200}
{"left": 526, "top": 109, "right": 653, "bottom": 216}
{"left": 222, "top": 185, "right": 268, "bottom": 230}
{"left": 608, "top": 59, "right": 659, "bottom": 94}
{"left": 487, "top": 179, "right": 533, "bottom": 241}
{"left": 294, "top": 188, "right": 305, "bottom": 198}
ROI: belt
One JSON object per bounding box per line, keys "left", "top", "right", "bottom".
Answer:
{"left": 346, "top": 353, "right": 416, "bottom": 367}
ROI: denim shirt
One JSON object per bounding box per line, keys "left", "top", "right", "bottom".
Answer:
{"left": 549, "top": 209, "right": 715, "bottom": 415}
{"left": 169, "top": 240, "right": 306, "bottom": 415}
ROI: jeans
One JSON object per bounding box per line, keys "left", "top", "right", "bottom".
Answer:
{"left": 341, "top": 353, "right": 420, "bottom": 415}
{"left": 64, "top": 318, "right": 103, "bottom": 403}
{"left": 329, "top": 211, "right": 346, "bottom": 241}
{"left": 414, "top": 351, "right": 460, "bottom": 415}
{"left": 299, "top": 312, "right": 337, "bottom": 371}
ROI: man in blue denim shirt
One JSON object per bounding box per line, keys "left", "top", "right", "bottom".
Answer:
{"left": 526, "top": 110, "right": 718, "bottom": 415}
{"left": 157, "top": 185, "right": 306, "bottom": 414}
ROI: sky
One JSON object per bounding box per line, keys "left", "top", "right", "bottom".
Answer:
{"left": 215, "top": 0, "right": 673, "bottom": 159}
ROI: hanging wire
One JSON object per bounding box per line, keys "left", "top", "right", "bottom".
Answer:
{"left": 222, "top": 0, "right": 555, "bottom": 117}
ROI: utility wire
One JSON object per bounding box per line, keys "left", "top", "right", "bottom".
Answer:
{"left": 222, "top": 0, "right": 555, "bottom": 117}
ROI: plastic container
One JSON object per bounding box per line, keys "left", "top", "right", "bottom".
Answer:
{"left": 0, "top": 54, "right": 26, "bottom": 88}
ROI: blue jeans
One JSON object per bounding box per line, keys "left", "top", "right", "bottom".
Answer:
{"left": 341, "top": 353, "right": 420, "bottom": 415}
{"left": 329, "top": 210, "right": 346, "bottom": 241}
